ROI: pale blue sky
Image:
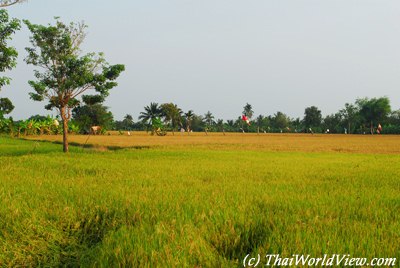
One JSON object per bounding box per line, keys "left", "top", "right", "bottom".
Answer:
{"left": 3, "top": 0, "right": 400, "bottom": 120}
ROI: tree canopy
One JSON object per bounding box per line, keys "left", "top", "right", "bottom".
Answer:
{"left": 303, "top": 106, "right": 322, "bottom": 130}
{"left": 139, "top": 102, "right": 163, "bottom": 127}
{"left": 243, "top": 103, "right": 254, "bottom": 119}
{"left": 0, "top": 97, "right": 14, "bottom": 116}
{"left": 0, "top": 10, "right": 20, "bottom": 117}
{"left": 160, "top": 103, "right": 182, "bottom": 134}
{"left": 356, "top": 97, "right": 391, "bottom": 134}
{"left": 72, "top": 103, "right": 114, "bottom": 133}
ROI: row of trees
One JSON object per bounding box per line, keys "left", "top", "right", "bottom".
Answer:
{"left": 112, "top": 97, "right": 397, "bottom": 135}
{"left": 2, "top": 95, "right": 397, "bottom": 137}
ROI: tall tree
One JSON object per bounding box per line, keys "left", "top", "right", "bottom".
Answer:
{"left": 356, "top": 97, "right": 391, "bottom": 134}
{"left": 160, "top": 103, "right": 182, "bottom": 135}
{"left": 72, "top": 103, "right": 114, "bottom": 133}
{"left": 243, "top": 103, "right": 254, "bottom": 119}
{"left": 270, "top": 112, "right": 290, "bottom": 132}
{"left": 339, "top": 103, "right": 358, "bottom": 134}
{"left": 190, "top": 114, "right": 205, "bottom": 132}
{"left": 139, "top": 102, "right": 163, "bottom": 128}
{"left": 216, "top": 119, "right": 224, "bottom": 133}
{"left": 203, "top": 111, "right": 214, "bottom": 130}
{"left": 24, "top": 19, "right": 125, "bottom": 152}
{"left": 0, "top": 0, "right": 26, "bottom": 7}
{"left": 122, "top": 114, "right": 134, "bottom": 130}
{"left": 184, "top": 110, "right": 194, "bottom": 133}
{"left": 322, "top": 113, "right": 342, "bottom": 133}
{"left": 255, "top": 114, "right": 270, "bottom": 133}
{"left": 303, "top": 106, "right": 322, "bottom": 130}
{"left": 0, "top": 10, "right": 20, "bottom": 117}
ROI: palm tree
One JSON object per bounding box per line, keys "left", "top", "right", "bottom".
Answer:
{"left": 139, "top": 102, "right": 162, "bottom": 130}
{"left": 184, "top": 110, "right": 194, "bottom": 133}
{"left": 243, "top": 103, "right": 254, "bottom": 119}
{"left": 203, "top": 111, "right": 214, "bottom": 134}
{"left": 123, "top": 114, "right": 134, "bottom": 130}
{"left": 216, "top": 119, "right": 225, "bottom": 135}
{"left": 203, "top": 111, "right": 214, "bottom": 127}
{"left": 256, "top": 114, "right": 264, "bottom": 134}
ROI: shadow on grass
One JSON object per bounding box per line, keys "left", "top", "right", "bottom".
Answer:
{"left": 0, "top": 137, "right": 60, "bottom": 157}
{"left": 0, "top": 137, "right": 150, "bottom": 157}
{"left": 209, "top": 218, "right": 274, "bottom": 262}
{"left": 56, "top": 207, "right": 140, "bottom": 266}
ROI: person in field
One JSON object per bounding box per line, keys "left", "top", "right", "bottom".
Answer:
{"left": 377, "top": 124, "right": 382, "bottom": 134}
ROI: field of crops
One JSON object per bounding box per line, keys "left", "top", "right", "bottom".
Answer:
{"left": 1, "top": 133, "right": 399, "bottom": 266}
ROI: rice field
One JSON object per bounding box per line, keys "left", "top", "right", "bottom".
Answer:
{"left": 26, "top": 131, "right": 400, "bottom": 153}
{"left": 1, "top": 133, "right": 399, "bottom": 267}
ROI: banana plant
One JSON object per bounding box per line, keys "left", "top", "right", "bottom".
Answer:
{"left": 0, "top": 117, "right": 13, "bottom": 135}
{"left": 68, "top": 122, "right": 80, "bottom": 134}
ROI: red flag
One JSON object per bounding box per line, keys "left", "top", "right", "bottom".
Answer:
{"left": 242, "top": 115, "right": 250, "bottom": 126}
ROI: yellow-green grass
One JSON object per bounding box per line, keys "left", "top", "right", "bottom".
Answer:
{"left": 0, "top": 136, "right": 399, "bottom": 267}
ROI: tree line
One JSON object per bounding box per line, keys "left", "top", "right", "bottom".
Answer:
{"left": 112, "top": 97, "right": 396, "bottom": 135}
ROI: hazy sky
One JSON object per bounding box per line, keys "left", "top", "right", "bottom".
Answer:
{"left": 3, "top": 0, "right": 400, "bottom": 120}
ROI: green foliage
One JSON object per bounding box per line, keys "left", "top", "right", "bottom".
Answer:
{"left": 183, "top": 110, "right": 194, "bottom": 132}
{"left": 242, "top": 103, "right": 254, "bottom": 119}
{"left": 203, "top": 111, "right": 214, "bottom": 129}
{"left": 270, "top": 111, "right": 290, "bottom": 131}
{"left": 0, "top": 116, "right": 13, "bottom": 134}
{"left": 160, "top": 103, "right": 182, "bottom": 133}
{"left": 72, "top": 104, "right": 114, "bottom": 134}
{"left": 68, "top": 121, "right": 80, "bottom": 134}
{"left": 0, "top": 10, "right": 20, "bottom": 87}
{"left": 0, "top": 9, "right": 20, "bottom": 115}
{"left": 303, "top": 106, "right": 322, "bottom": 130}
{"left": 0, "top": 97, "right": 14, "bottom": 116}
{"left": 339, "top": 103, "right": 359, "bottom": 134}
{"left": 191, "top": 114, "right": 206, "bottom": 132}
{"left": 150, "top": 117, "right": 166, "bottom": 136}
{"left": 121, "top": 114, "right": 134, "bottom": 130}
{"left": 23, "top": 18, "right": 124, "bottom": 151}
{"left": 139, "top": 102, "right": 163, "bottom": 129}
{"left": 0, "top": 115, "right": 61, "bottom": 136}
{"left": 255, "top": 115, "right": 269, "bottom": 132}
{"left": 356, "top": 97, "right": 391, "bottom": 133}
{"left": 322, "top": 113, "right": 343, "bottom": 133}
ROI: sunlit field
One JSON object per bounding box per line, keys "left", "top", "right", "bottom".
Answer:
{"left": 26, "top": 131, "right": 400, "bottom": 153}
{"left": 1, "top": 134, "right": 399, "bottom": 267}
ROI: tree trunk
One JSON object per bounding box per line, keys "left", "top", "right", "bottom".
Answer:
{"left": 62, "top": 119, "right": 69, "bottom": 152}
{"left": 370, "top": 121, "right": 373, "bottom": 135}
{"left": 60, "top": 108, "right": 69, "bottom": 153}
{"left": 348, "top": 122, "right": 351, "bottom": 134}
